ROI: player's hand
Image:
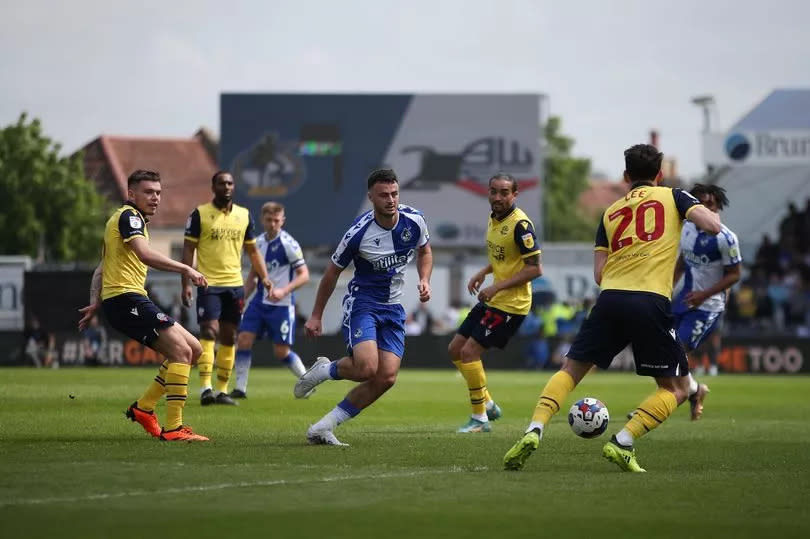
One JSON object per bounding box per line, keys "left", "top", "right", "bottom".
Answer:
{"left": 685, "top": 290, "right": 709, "bottom": 308}
{"left": 418, "top": 280, "right": 431, "bottom": 303}
{"left": 467, "top": 273, "right": 485, "bottom": 295}
{"left": 268, "top": 287, "right": 286, "bottom": 302}
{"left": 305, "top": 316, "right": 322, "bottom": 337}
{"left": 184, "top": 267, "right": 208, "bottom": 288}
{"left": 181, "top": 284, "right": 193, "bottom": 307}
{"left": 77, "top": 303, "right": 99, "bottom": 331}
{"left": 478, "top": 285, "right": 499, "bottom": 304}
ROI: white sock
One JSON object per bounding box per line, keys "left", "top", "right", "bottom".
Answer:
{"left": 283, "top": 351, "right": 306, "bottom": 377}
{"left": 688, "top": 373, "right": 699, "bottom": 396}
{"left": 615, "top": 428, "right": 634, "bottom": 447}
{"left": 472, "top": 413, "right": 488, "bottom": 422}
{"left": 525, "top": 421, "right": 544, "bottom": 438}
{"left": 234, "top": 350, "right": 251, "bottom": 392}
{"left": 312, "top": 405, "right": 352, "bottom": 432}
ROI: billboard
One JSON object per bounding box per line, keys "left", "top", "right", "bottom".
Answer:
{"left": 703, "top": 130, "right": 810, "bottom": 167}
{"left": 0, "top": 257, "right": 31, "bottom": 330}
{"left": 221, "top": 94, "right": 543, "bottom": 247}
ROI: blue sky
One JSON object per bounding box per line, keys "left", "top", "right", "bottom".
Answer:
{"left": 2, "top": 0, "right": 808, "bottom": 179}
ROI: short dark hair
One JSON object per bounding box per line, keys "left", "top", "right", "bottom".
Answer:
{"left": 127, "top": 170, "right": 160, "bottom": 188}
{"left": 624, "top": 144, "right": 663, "bottom": 183}
{"left": 211, "top": 170, "right": 232, "bottom": 186}
{"left": 367, "top": 168, "right": 398, "bottom": 189}
{"left": 489, "top": 172, "right": 518, "bottom": 193}
{"left": 690, "top": 183, "right": 730, "bottom": 210}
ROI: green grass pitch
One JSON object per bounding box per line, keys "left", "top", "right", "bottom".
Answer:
{"left": 1, "top": 368, "right": 809, "bottom": 538}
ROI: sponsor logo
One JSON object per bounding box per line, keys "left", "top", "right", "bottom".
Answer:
{"left": 156, "top": 313, "right": 169, "bottom": 322}
{"left": 725, "top": 133, "right": 751, "bottom": 161}
{"left": 372, "top": 250, "right": 413, "bottom": 271}
{"left": 373, "top": 238, "right": 381, "bottom": 246}
{"left": 129, "top": 216, "right": 143, "bottom": 229}
{"left": 130, "top": 308, "right": 139, "bottom": 316}
{"left": 353, "top": 328, "right": 362, "bottom": 339}
{"left": 522, "top": 233, "right": 534, "bottom": 249}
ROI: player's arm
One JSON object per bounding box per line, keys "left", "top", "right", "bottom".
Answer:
{"left": 675, "top": 188, "right": 722, "bottom": 234}
{"left": 480, "top": 254, "right": 542, "bottom": 303}
{"left": 416, "top": 243, "right": 433, "bottom": 303}
{"left": 181, "top": 209, "right": 201, "bottom": 306}
{"left": 78, "top": 260, "right": 104, "bottom": 331}
{"left": 685, "top": 231, "right": 743, "bottom": 308}
{"left": 467, "top": 264, "right": 493, "bottom": 295}
{"left": 673, "top": 254, "right": 685, "bottom": 286}
{"left": 304, "top": 261, "right": 343, "bottom": 337}
{"left": 244, "top": 268, "right": 258, "bottom": 298}
{"left": 128, "top": 236, "right": 207, "bottom": 287}
{"left": 245, "top": 242, "right": 273, "bottom": 298}
{"left": 593, "top": 214, "right": 609, "bottom": 285}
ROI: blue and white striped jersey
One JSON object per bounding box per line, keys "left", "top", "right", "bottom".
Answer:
{"left": 331, "top": 205, "right": 430, "bottom": 305}
{"left": 251, "top": 230, "right": 305, "bottom": 307}
{"left": 673, "top": 221, "right": 742, "bottom": 313}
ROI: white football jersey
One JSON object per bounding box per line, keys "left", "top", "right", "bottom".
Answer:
{"left": 251, "top": 230, "right": 305, "bottom": 307}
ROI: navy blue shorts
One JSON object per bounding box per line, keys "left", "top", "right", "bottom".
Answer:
{"left": 239, "top": 301, "right": 295, "bottom": 345}
{"left": 102, "top": 293, "right": 175, "bottom": 347}
{"left": 674, "top": 309, "right": 722, "bottom": 352}
{"left": 196, "top": 286, "right": 245, "bottom": 325}
{"left": 567, "top": 290, "right": 689, "bottom": 377}
{"left": 341, "top": 296, "right": 406, "bottom": 358}
{"left": 457, "top": 302, "right": 525, "bottom": 350}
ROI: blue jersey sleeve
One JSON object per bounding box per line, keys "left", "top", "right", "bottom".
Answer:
{"left": 184, "top": 209, "right": 201, "bottom": 241}
{"left": 118, "top": 209, "right": 146, "bottom": 243}
{"left": 673, "top": 188, "right": 701, "bottom": 220}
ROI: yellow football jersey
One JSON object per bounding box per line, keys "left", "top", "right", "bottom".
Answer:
{"left": 595, "top": 185, "right": 700, "bottom": 299}
{"left": 101, "top": 203, "right": 149, "bottom": 300}
{"left": 486, "top": 206, "right": 540, "bottom": 315}
{"left": 184, "top": 203, "right": 256, "bottom": 287}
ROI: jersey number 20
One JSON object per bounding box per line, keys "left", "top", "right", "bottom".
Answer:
{"left": 609, "top": 200, "right": 665, "bottom": 251}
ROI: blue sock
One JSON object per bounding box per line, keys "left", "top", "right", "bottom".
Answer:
{"left": 329, "top": 361, "right": 343, "bottom": 380}
{"left": 234, "top": 349, "right": 252, "bottom": 392}
{"left": 337, "top": 398, "right": 362, "bottom": 418}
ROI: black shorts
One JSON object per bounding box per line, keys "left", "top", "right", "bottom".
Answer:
{"left": 567, "top": 290, "right": 688, "bottom": 377}
{"left": 102, "top": 293, "right": 175, "bottom": 346}
{"left": 197, "top": 286, "right": 245, "bottom": 325}
{"left": 457, "top": 302, "right": 525, "bottom": 350}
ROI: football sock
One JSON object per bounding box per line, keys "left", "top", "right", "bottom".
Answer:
{"left": 164, "top": 362, "right": 191, "bottom": 430}
{"left": 687, "top": 374, "right": 699, "bottom": 396}
{"left": 458, "top": 360, "right": 488, "bottom": 419}
{"left": 282, "top": 351, "right": 306, "bottom": 377}
{"left": 214, "top": 344, "right": 235, "bottom": 394}
{"left": 312, "top": 398, "right": 362, "bottom": 431}
{"left": 198, "top": 338, "right": 215, "bottom": 392}
{"left": 530, "top": 370, "right": 575, "bottom": 426}
{"left": 328, "top": 360, "right": 342, "bottom": 380}
{"left": 624, "top": 388, "right": 678, "bottom": 440}
{"left": 137, "top": 359, "right": 169, "bottom": 411}
{"left": 234, "top": 349, "right": 251, "bottom": 393}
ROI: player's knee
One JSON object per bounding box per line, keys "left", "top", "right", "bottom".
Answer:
{"left": 171, "top": 341, "right": 194, "bottom": 364}
{"left": 376, "top": 372, "right": 397, "bottom": 392}
{"left": 447, "top": 340, "right": 463, "bottom": 359}
{"left": 188, "top": 339, "right": 202, "bottom": 362}
{"left": 356, "top": 364, "right": 378, "bottom": 380}
{"left": 236, "top": 332, "right": 253, "bottom": 349}
{"left": 459, "top": 342, "right": 479, "bottom": 362}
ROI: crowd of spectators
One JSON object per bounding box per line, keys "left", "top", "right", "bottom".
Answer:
{"left": 726, "top": 199, "right": 810, "bottom": 336}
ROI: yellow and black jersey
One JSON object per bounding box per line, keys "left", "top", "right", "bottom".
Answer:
{"left": 595, "top": 185, "right": 700, "bottom": 299}
{"left": 102, "top": 203, "right": 149, "bottom": 300}
{"left": 486, "top": 206, "right": 540, "bottom": 315}
{"left": 184, "top": 202, "right": 256, "bottom": 287}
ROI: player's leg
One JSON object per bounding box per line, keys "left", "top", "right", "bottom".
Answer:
{"left": 707, "top": 316, "right": 723, "bottom": 376}
{"left": 232, "top": 330, "right": 256, "bottom": 398}
{"left": 455, "top": 337, "right": 492, "bottom": 432}
{"left": 603, "top": 295, "right": 687, "bottom": 472}
{"left": 212, "top": 288, "right": 244, "bottom": 404}
{"left": 675, "top": 310, "right": 716, "bottom": 420}
{"left": 274, "top": 305, "right": 305, "bottom": 377}
{"left": 151, "top": 324, "right": 208, "bottom": 441}
{"left": 504, "top": 292, "right": 624, "bottom": 470}
{"left": 293, "top": 305, "right": 380, "bottom": 398}
{"left": 197, "top": 288, "right": 221, "bottom": 404}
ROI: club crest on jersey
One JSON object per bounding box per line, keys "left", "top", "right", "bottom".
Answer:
{"left": 156, "top": 312, "right": 169, "bottom": 322}
{"left": 500, "top": 225, "right": 509, "bottom": 235}
{"left": 401, "top": 227, "right": 412, "bottom": 242}
{"left": 521, "top": 233, "right": 534, "bottom": 249}
{"left": 129, "top": 216, "right": 143, "bottom": 229}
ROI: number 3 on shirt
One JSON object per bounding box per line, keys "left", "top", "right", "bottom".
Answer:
{"left": 608, "top": 200, "right": 665, "bottom": 251}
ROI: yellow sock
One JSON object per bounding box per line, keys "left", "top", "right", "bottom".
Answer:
{"left": 531, "top": 370, "right": 575, "bottom": 426}
{"left": 214, "top": 344, "right": 235, "bottom": 394}
{"left": 164, "top": 362, "right": 191, "bottom": 430}
{"left": 136, "top": 359, "right": 169, "bottom": 411}
{"left": 198, "top": 339, "right": 215, "bottom": 390}
{"left": 458, "top": 360, "right": 488, "bottom": 416}
{"left": 624, "top": 388, "right": 677, "bottom": 439}
{"left": 455, "top": 359, "right": 495, "bottom": 404}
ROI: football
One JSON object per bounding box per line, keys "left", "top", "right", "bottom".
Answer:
{"left": 568, "top": 397, "right": 609, "bottom": 438}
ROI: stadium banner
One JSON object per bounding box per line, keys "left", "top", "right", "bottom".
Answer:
{"left": 0, "top": 257, "right": 31, "bottom": 331}
{"left": 220, "top": 94, "right": 543, "bottom": 247}
{"left": 703, "top": 130, "right": 810, "bottom": 167}
{"left": 10, "top": 333, "right": 810, "bottom": 374}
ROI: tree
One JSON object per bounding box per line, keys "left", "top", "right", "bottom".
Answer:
{"left": 543, "top": 116, "right": 599, "bottom": 241}
{"left": 0, "top": 113, "right": 106, "bottom": 262}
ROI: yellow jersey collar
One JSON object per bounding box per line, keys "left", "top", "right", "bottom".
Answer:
{"left": 491, "top": 204, "right": 517, "bottom": 222}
